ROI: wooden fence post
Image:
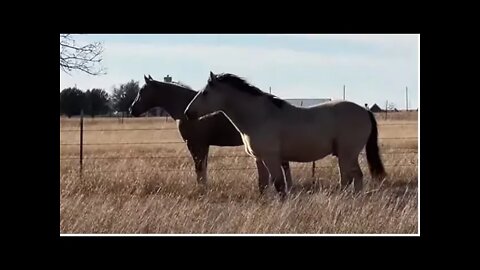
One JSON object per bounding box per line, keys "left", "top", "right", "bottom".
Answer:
{"left": 80, "top": 109, "right": 84, "bottom": 176}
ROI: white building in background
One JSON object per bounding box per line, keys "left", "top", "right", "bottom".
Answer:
{"left": 285, "top": 98, "right": 331, "bottom": 107}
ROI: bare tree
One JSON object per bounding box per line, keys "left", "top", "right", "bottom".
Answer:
{"left": 60, "top": 34, "right": 106, "bottom": 75}
{"left": 387, "top": 102, "right": 397, "bottom": 111}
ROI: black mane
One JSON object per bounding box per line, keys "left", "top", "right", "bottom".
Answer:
{"left": 210, "top": 73, "right": 286, "bottom": 108}
{"left": 151, "top": 79, "right": 193, "bottom": 90}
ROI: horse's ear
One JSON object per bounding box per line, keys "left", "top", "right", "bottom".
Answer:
{"left": 209, "top": 71, "right": 216, "bottom": 82}
{"left": 144, "top": 75, "right": 150, "bottom": 84}
{"left": 148, "top": 75, "right": 153, "bottom": 80}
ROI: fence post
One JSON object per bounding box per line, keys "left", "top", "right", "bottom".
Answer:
{"left": 80, "top": 109, "right": 84, "bottom": 176}
{"left": 312, "top": 161, "right": 315, "bottom": 177}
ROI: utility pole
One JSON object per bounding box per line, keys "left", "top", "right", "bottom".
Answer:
{"left": 343, "top": 85, "right": 345, "bottom": 100}
{"left": 385, "top": 100, "right": 388, "bottom": 120}
{"left": 406, "top": 86, "right": 409, "bottom": 111}
{"left": 269, "top": 86, "right": 271, "bottom": 94}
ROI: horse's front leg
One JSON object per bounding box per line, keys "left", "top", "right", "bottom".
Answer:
{"left": 187, "top": 142, "right": 210, "bottom": 186}
{"left": 255, "top": 158, "right": 270, "bottom": 195}
{"left": 263, "top": 156, "right": 289, "bottom": 199}
{"left": 281, "top": 161, "right": 292, "bottom": 191}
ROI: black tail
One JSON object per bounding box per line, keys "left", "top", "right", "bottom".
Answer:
{"left": 366, "top": 110, "right": 386, "bottom": 180}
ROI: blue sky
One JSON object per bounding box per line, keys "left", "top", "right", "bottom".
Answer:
{"left": 60, "top": 34, "right": 419, "bottom": 109}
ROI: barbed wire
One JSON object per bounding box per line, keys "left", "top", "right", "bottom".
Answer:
{"left": 60, "top": 128, "right": 178, "bottom": 132}
{"left": 59, "top": 122, "right": 418, "bottom": 132}
{"left": 61, "top": 158, "right": 417, "bottom": 168}
{"left": 59, "top": 121, "right": 418, "bottom": 174}
{"left": 59, "top": 150, "right": 418, "bottom": 160}
{"left": 60, "top": 141, "right": 185, "bottom": 146}
{"left": 73, "top": 164, "right": 417, "bottom": 174}
{"left": 60, "top": 137, "right": 418, "bottom": 146}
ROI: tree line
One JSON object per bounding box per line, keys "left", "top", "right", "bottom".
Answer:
{"left": 60, "top": 80, "right": 140, "bottom": 118}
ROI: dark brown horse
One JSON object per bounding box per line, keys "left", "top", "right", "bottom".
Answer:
{"left": 129, "top": 75, "right": 291, "bottom": 189}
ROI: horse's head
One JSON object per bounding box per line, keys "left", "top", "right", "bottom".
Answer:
{"left": 185, "top": 72, "right": 228, "bottom": 120}
{"left": 129, "top": 75, "right": 156, "bottom": 117}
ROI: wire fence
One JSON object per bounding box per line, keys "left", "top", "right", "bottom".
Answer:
{"left": 59, "top": 151, "right": 418, "bottom": 160}
{"left": 76, "top": 164, "right": 417, "bottom": 176}
{"left": 60, "top": 123, "right": 417, "bottom": 132}
{"left": 60, "top": 114, "right": 418, "bottom": 175}
{"left": 60, "top": 138, "right": 418, "bottom": 147}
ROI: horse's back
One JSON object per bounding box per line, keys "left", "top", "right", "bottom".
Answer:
{"left": 324, "top": 100, "right": 372, "bottom": 150}
{"left": 278, "top": 100, "right": 372, "bottom": 160}
{"left": 284, "top": 100, "right": 368, "bottom": 126}
{"left": 278, "top": 102, "right": 337, "bottom": 161}
{"left": 307, "top": 100, "right": 369, "bottom": 121}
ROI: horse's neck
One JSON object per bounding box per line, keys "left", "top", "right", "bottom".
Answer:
{"left": 222, "top": 98, "right": 273, "bottom": 134}
{"left": 153, "top": 84, "right": 196, "bottom": 120}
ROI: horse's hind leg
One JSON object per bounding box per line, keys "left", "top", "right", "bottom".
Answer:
{"left": 338, "top": 155, "right": 354, "bottom": 191}
{"left": 338, "top": 152, "right": 363, "bottom": 193}
{"left": 352, "top": 160, "right": 363, "bottom": 193}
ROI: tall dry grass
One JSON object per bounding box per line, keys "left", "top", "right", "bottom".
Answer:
{"left": 60, "top": 112, "right": 418, "bottom": 234}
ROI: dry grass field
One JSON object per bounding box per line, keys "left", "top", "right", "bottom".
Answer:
{"left": 60, "top": 112, "right": 418, "bottom": 234}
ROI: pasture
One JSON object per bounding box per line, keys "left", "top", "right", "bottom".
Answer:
{"left": 60, "top": 112, "right": 418, "bottom": 234}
